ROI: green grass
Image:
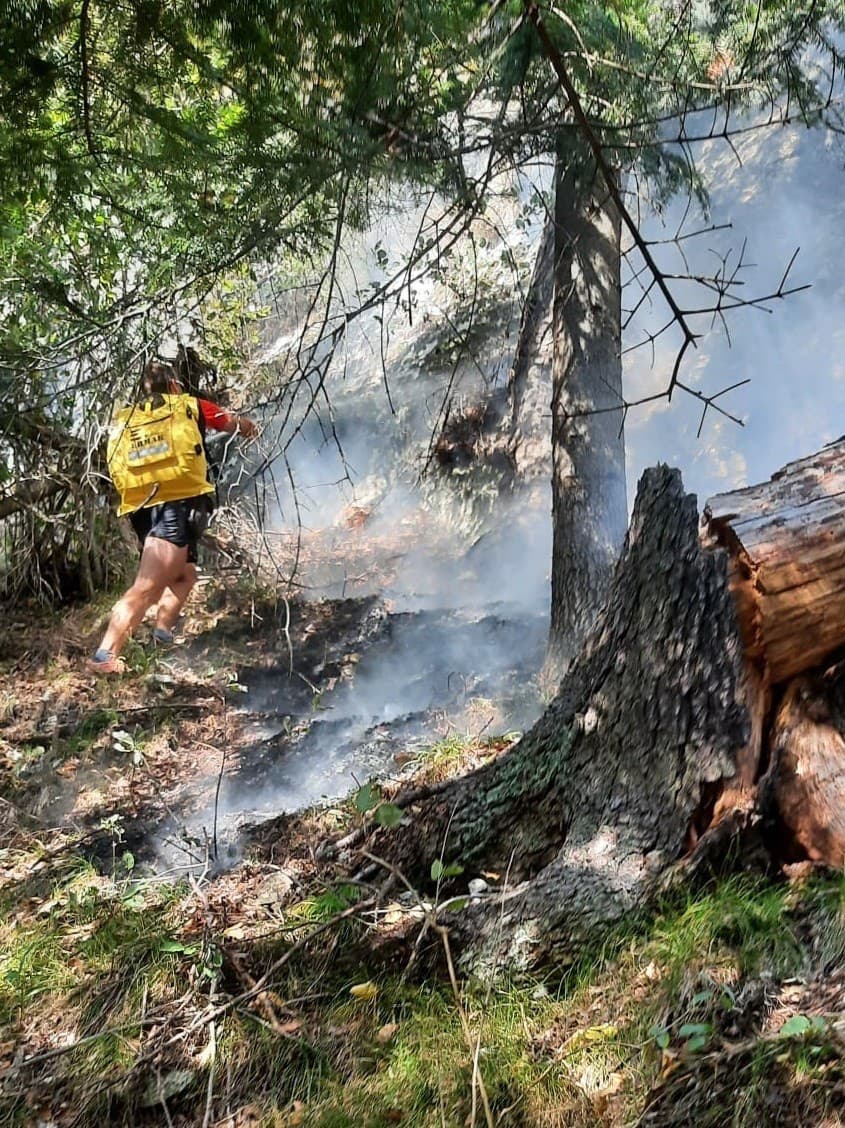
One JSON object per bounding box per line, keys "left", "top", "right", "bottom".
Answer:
{"left": 173, "top": 874, "right": 845, "bottom": 1126}
{"left": 67, "top": 707, "right": 121, "bottom": 756}
{"left": 650, "top": 875, "right": 807, "bottom": 980}
{"left": 3, "top": 862, "right": 845, "bottom": 1127}
{"left": 0, "top": 862, "right": 186, "bottom": 1028}
{"left": 0, "top": 925, "right": 79, "bottom": 1019}
{"left": 214, "top": 978, "right": 588, "bottom": 1127}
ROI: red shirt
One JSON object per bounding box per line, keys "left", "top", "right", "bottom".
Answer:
{"left": 198, "top": 398, "right": 236, "bottom": 433}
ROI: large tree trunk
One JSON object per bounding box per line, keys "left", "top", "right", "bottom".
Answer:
{"left": 378, "top": 465, "right": 749, "bottom": 972}
{"left": 547, "top": 150, "right": 627, "bottom": 677}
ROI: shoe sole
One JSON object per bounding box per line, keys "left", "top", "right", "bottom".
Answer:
{"left": 87, "top": 658, "right": 126, "bottom": 675}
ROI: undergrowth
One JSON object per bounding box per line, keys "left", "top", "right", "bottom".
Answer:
{"left": 2, "top": 852, "right": 845, "bottom": 1128}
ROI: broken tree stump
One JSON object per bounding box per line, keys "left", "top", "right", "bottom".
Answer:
{"left": 705, "top": 439, "right": 845, "bottom": 867}
{"left": 312, "top": 444, "right": 845, "bottom": 973}
{"left": 366, "top": 466, "right": 751, "bottom": 972}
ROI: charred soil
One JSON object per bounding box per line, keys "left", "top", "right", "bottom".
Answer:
{"left": 4, "top": 456, "right": 845, "bottom": 1125}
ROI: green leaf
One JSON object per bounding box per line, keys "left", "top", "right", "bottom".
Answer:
{"left": 121, "top": 851, "right": 135, "bottom": 871}
{"left": 442, "top": 896, "right": 469, "bottom": 912}
{"left": 431, "top": 858, "right": 463, "bottom": 881}
{"left": 354, "top": 783, "right": 379, "bottom": 814}
{"left": 159, "top": 938, "right": 190, "bottom": 953}
{"left": 779, "top": 1014, "right": 812, "bottom": 1038}
{"left": 685, "top": 1033, "right": 708, "bottom": 1053}
{"left": 374, "top": 802, "right": 403, "bottom": 828}
{"left": 678, "top": 1022, "right": 711, "bottom": 1038}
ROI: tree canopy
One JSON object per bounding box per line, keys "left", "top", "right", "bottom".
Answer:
{"left": 1, "top": 0, "right": 481, "bottom": 376}
{"left": 4, "top": 0, "right": 842, "bottom": 374}
{"left": 1, "top": 0, "right": 843, "bottom": 599}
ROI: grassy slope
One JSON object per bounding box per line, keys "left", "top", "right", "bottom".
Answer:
{"left": 2, "top": 597, "right": 845, "bottom": 1126}
{"left": 4, "top": 806, "right": 845, "bottom": 1125}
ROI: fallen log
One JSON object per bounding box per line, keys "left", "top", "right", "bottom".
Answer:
{"left": 704, "top": 440, "right": 845, "bottom": 867}
{"left": 704, "top": 438, "right": 845, "bottom": 685}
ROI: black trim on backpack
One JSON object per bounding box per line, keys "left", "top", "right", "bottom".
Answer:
{"left": 195, "top": 401, "right": 219, "bottom": 509}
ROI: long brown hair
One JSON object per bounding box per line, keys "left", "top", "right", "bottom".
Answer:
{"left": 140, "top": 359, "right": 175, "bottom": 395}
{"left": 176, "top": 346, "right": 217, "bottom": 398}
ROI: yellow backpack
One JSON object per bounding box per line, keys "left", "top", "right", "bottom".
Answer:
{"left": 106, "top": 393, "right": 214, "bottom": 516}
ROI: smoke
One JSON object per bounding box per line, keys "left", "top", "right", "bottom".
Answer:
{"left": 625, "top": 117, "right": 845, "bottom": 507}
{"left": 149, "top": 114, "right": 845, "bottom": 867}
{"left": 153, "top": 178, "right": 556, "bottom": 860}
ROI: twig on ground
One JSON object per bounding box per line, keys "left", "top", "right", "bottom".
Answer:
{"left": 158, "top": 1081, "right": 176, "bottom": 1128}
{"left": 438, "top": 925, "right": 495, "bottom": 1128}
{"left": 14, "top": 1017, "right": 161, "bottom": 1071}
{"left": 201, "top": 979, "right": 218, "bottom": 1128}
{"left": 211, "top": 742, "right": 227, "bottom": 861}
{"left": 168, "top": 888, "right": 389, "bottom": 1045}
{"left": 224, "top": 946, "right": 289, "bottom": 1032}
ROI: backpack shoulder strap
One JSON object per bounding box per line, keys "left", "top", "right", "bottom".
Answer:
{"left": 191, "top": 395, "right": 206, "bottom": 440}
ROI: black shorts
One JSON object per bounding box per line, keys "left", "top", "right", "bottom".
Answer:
{"left": 129, "top": 496, "right": 211, "bottom": 565}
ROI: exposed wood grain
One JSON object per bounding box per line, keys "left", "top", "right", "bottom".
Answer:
{"left": 705, "top": 439, "right": 845, "bottom": 683}
{"left": 768, "top": 675, "right": 845, "bottom": 867}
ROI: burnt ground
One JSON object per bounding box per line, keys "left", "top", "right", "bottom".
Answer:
{"left": 0, "top": 574, "right": 545, "bottom": 876}
{"left": 5, "top": 550, "right": 845, "bottom": 1126}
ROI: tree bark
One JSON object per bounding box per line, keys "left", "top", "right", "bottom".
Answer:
{"left": 377, "top": 466, "right": 748, "bottom": 972}
{"left": 506, "top": 213, "right": 554, "bottom": 480}
{"left": 547, "top": 150, "right": 627, "bottom": 677}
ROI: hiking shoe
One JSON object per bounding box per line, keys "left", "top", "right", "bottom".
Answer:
{"left": 152, "top": 627, "right": 175, "bottom": 647}
{"left": 87, "top": 649, "right": 126, "bottom": 675}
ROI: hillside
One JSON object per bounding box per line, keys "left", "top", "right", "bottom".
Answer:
{"left": 2, "top": 523, "right": 845, "bottom": 1125}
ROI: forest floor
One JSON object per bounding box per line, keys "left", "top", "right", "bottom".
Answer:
{"left": 2, "top": 573, "right": 845, "bottom": 1126}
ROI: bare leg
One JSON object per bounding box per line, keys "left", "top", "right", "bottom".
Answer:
{"left": 155, "top": 564, "right": 197, "bottom": 632}
{"left": 98, "top": 538, "right": 189, "bottom": 658}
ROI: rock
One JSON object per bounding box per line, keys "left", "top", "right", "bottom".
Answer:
{"left": 252, "top": 870, "right": 294, "bottom": 908}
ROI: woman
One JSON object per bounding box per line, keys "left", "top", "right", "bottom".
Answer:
{"left": 89, "top": 359, "right": 257, "bottom": 674}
